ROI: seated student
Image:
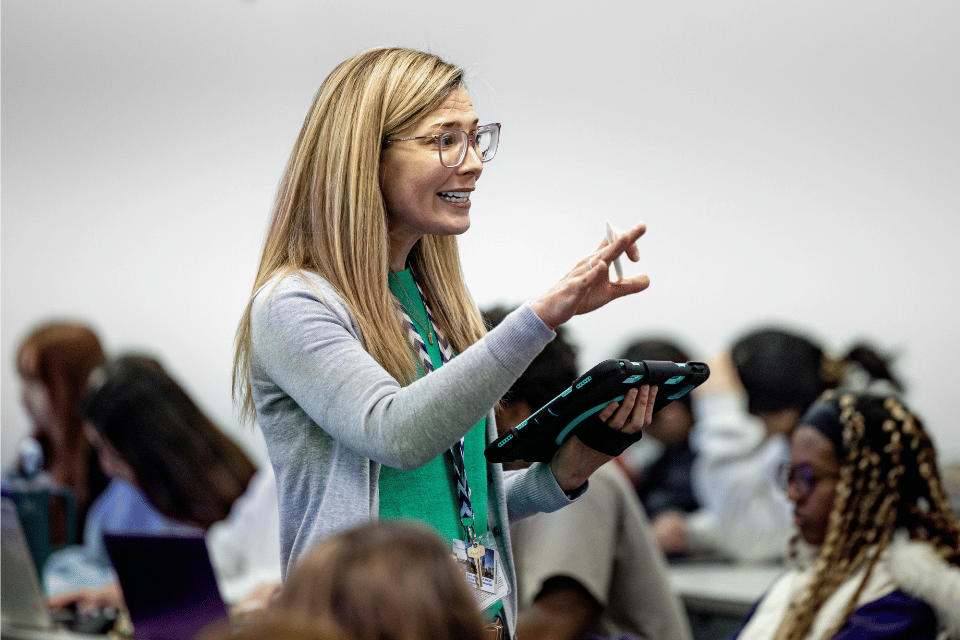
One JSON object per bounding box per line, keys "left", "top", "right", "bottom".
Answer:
{"left": 252, "top": 520, "right": 488, "bottom": 640}
{"left": 484, "top": 307, "right": 692, "bottom": 640}
{"left": 672, "top": 327, "right": 901, "bottom": 562}
{"left": 46, "top": 355, "right": 281, "bottom": 614}
{"left": 13, "top": 321, "right": 111, "bottom": 539}
{"left": 729, "top": 390, "right": 960, "bottom": 640}
{"left": 615, "top": 337, "right": 701, "bottom": 555}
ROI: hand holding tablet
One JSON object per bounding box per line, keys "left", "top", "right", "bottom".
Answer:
{"left": 486, "top": 359, "right": 710, "bottom": 463}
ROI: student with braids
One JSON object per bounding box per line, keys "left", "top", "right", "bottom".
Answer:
{"left": 729, "top": 390, "right": 960, "bottom": 640}
{"left": 668, "top": 326, "right": 903, "bottom": 561}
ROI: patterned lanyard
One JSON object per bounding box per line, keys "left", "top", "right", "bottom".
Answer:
{"left": 392, "top": 277, "right": 478, "bottom": 541}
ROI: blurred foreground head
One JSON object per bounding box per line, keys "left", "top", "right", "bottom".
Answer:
{"left": 276, "top": 521, "right": 486, "bottom": 640}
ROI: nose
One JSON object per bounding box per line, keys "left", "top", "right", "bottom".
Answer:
{"left": 786, "top": 481, "right": 803, "bottom": 503}
{"left": 457, "top": 141, "right": 484, "bottom": 177}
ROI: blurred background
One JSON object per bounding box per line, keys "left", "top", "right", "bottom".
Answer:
{"left": 3, "top": 0, "right": 958, "bottom": 468}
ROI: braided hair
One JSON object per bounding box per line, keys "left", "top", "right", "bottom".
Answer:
{"left": 774, "top": 391, "right": 960, "bottom": 640}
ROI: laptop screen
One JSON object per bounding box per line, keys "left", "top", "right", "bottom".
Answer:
{"left": 103, "top": 532, "right": 228, "bottom": 640}
{"left": 1, "top": 498, "right": 55, "bottom": 631}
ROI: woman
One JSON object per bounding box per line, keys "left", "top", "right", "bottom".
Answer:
{"left": 680, "top": 329, "right": 902, "bottom": 562}
{"left": 232, "top": 46, "right": 655, "bottom": 635}
{"left": 16, "top": 321, "right": 110, "bottom": 535}
{"left": 48, "top": 355, "right": 281, "bottom": 612}
{"left": 730, "top": 390, "right": 960, "bottom": 639}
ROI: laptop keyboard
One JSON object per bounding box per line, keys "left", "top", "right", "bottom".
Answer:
{"left": 50, "top": 606, "right": 120, "bottom": 635}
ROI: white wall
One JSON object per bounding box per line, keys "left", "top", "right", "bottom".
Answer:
{"left": 3, "top": 0, "right": 958, "bottom": 470}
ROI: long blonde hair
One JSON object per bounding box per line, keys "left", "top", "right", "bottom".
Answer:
{"left": 233, "top": 47, "right": 488, "bottom": 423}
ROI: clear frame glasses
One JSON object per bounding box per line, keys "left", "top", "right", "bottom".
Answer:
{"left": 777, "top": 462, "right": 839, "bottom": 500}
{"left": 384, "top": 123, "right": 500, "bottom": 168}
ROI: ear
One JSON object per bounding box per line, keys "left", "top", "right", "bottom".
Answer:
{"left": 495, "top": 400, "right": 533, "bottom": 435}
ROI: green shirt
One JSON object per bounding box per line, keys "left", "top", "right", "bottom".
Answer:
{"left": 380, "top": 269, "right": 490, "bottom": 546}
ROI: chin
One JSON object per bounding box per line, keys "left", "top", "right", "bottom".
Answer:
{"left": 800, "top": 530, "right": 826, "bottom": 546}
{"left": 437, "top": 218, "right": 471, "bottom": 237}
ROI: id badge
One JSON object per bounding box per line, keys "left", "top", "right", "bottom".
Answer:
{"left": 452, "top": 534, "right": 510, "bottom": 610}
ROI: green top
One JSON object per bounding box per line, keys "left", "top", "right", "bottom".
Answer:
{"left": 381, "top": 269, "right": 490, "bottom": 547}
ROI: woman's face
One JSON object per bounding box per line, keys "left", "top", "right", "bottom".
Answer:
{"left": 21, "top": 378, "right": 54, "bottom": 426}
{"left": 787, "top": 425, "right": 842, "bottom": 545}
{"left": 380, "top": 87, "right": 484, "bottom": 271}
{"left": 84, "top": 423, "right": 138, "bottom": 487}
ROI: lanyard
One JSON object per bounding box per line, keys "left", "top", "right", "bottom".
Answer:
{"left": 392, "top": 276, "right": 478, "bottom": 542}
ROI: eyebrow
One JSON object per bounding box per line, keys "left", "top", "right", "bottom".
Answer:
{"left": 428, "top": 117, "right": 480, "bottom": 132}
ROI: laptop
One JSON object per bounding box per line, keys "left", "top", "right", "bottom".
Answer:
{"left": 1, "top": 497, "right": 113, "bottom": 639}
{"left": 103, "top": 532, "right": 230, "bottom": 640}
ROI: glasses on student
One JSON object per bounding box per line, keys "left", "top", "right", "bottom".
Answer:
{"left": 384, "top": 123, "right": 501, "bottom": 168}
{"left": 778, "top": 462, "right": 839, "bottom": 500}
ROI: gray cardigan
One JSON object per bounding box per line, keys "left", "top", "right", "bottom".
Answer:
{"left": 249, "top": 271, "right": 578, "bottom": 632}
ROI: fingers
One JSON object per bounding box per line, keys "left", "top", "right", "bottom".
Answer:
{"left": 608, "top": 273, "right": 651, "bottom": 297}
{"left": 641, "top": 386, "right": 658, "bottom": 426}
{"left": 598, "top": 385, "right": 658, "bottom": 434}
{"left": 588, "top": 221, "right": 645, "bottom": 282}
{"left": 602, "top": 222, "right": 643, "bottom": 262}
{"left": 47, "top": 592, "right": 79, "bottom": 611}
{"left": 599, "top": 222, "right": 645, "bottom": 261}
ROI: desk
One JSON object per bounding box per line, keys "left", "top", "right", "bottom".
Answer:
{"left": 669, "top": 562, "right": 784, "bottom": 617}
{"left": 668, "top": 562, "right": 785, "bottom": 640}
{"left": 1, "top": 626, "right": 108, "bottom": 640}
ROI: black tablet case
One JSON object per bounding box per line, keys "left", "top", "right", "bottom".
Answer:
{"left": 485, "top": 359, "right": 709, "bottom": 463}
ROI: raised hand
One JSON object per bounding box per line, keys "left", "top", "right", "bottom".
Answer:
{"left": 530, "top": 222, "right": 650, "bottom": 330}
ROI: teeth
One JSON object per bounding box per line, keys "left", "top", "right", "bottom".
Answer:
{"left": 439, "top": 192, "right": 469, "bottom": 202}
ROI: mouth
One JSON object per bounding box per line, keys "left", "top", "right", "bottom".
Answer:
{"left": 438, "top": 191, "right": 471, "bottom": 204}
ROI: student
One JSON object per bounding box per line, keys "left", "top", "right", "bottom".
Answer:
{"left": 47, "top": 355, "right": 281, "bottom": 612}
{"left": 232, "top": 47, "right": 657, "bottom": 637}
{"left": 730, "top": 390, "right": 960, "bottom": 639}
{"left": 269, "top": 521, "right": 488, "bottom": 640}
{"left": 673, "top": 327, "right": 900, "bottom": 561}
{"left": 14, "top": 321, "right": 110, "bottom": 534}
{"left": 615, "top": 338, "right": 700, "bottom": 555}
{"left": 484, "top": 307, "right": 692, "bottom": 640}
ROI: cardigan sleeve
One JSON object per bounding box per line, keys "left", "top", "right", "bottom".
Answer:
{"left": 250, "top": 273, "right": 555, "bottom": 470}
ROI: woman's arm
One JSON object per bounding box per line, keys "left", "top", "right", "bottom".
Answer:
{"left": 251, "top": 275, "right": 554, "bottom": 470}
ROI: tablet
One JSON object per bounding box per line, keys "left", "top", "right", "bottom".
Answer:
{"left": 485, "top": 359, "right": 710, "bottom": 463}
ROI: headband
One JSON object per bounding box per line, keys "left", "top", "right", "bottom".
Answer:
{"left": 800, "top": 398, "right": 845, "bottom": 456}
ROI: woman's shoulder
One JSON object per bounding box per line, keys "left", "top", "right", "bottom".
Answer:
{"left": 253, "top": 270, "right": 338, "bottom": 302}
{"left": 251, "top": 271, "right": 352, "bottom": 325}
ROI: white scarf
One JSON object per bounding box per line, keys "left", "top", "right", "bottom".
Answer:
{"left": 735, "top": 537, "right": 897, "bottom": 640}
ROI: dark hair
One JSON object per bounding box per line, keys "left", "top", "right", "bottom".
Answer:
{"left": 81, "top": 355, "right": 256, "bottom": 529}
{"left": 621, "top": 337, "right": 694, "bottom": 410}
{"left": 276, "top": 521, "right": 486, "bottom": 640}
{"left": 731, "top": 327, "right": 829, "bottom": 414}
{"left": 482, "top": 305, "right": 579, "bottom": 411}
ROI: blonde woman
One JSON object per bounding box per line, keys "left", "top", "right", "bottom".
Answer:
{"left": 730, "top": 390, "right": 960, "bottom": 640}
{"left": 233, "top": 47, "right": 655, "bottom": 637}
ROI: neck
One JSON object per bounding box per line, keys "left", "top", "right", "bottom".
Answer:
{"left": 388, "top": 231, "right": 418, "bottom": 272}
{"left": 759, "top": 408, "right": 802, "bottom": 437}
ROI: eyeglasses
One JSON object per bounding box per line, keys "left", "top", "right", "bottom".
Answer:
{"left": 778, "top": 462, "right": 839, "bottom": 500}
{"left": 384, "top": 123, "right": 500, "bottom": 168}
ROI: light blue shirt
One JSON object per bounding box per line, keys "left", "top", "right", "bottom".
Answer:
{"left": 43, "top": 479, "right": 196, "bottom": 594}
